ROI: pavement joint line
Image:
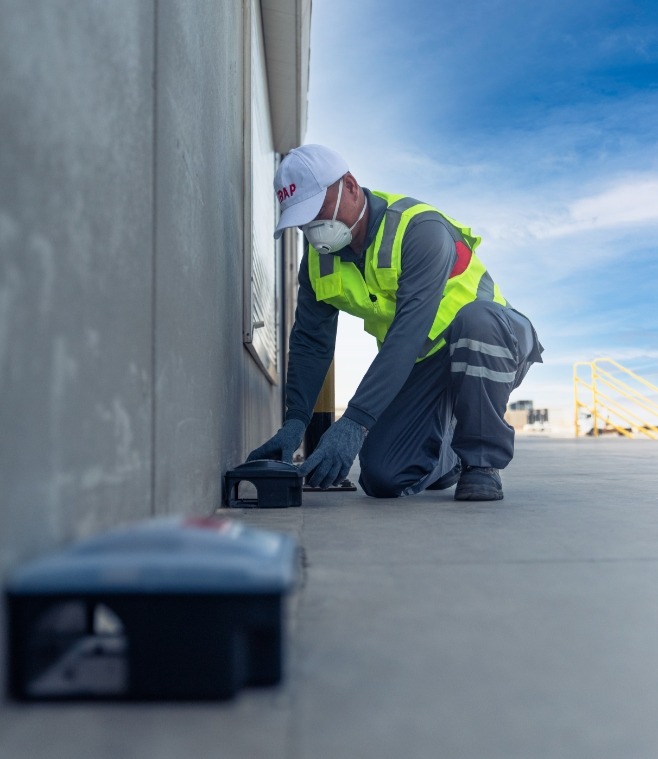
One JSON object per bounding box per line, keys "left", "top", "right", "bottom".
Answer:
{"left": 284, "top": 506, "right": 307, "bottom": 759}
{"left": 301, "top": 557, "right": 658, "bottom": 567}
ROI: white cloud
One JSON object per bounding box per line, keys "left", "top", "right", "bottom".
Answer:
{"left": 536, "top": 176, "right": 658, "bottom": 239}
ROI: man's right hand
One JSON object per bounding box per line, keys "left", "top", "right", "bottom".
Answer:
{"left": 246, "top": 419, "right": 306, "bottom": 463}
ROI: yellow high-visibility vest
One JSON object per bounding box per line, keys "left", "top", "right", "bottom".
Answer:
{"left": 307, "top": 191, "right": 507, "bottom": 360}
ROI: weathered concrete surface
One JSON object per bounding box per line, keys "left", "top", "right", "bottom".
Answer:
{"left": 153, "top": 0, "right": 248, "bottom": 513}
{"left": 2, "top": 437, "right": 658, "bottom": 758}
{"left": 0, "top": 0, "right": 155, "bottom": 579}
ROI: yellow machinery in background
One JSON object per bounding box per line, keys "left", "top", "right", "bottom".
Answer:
{"left": 573, "top": 358, "right": 658, "bottom": 439}
{"left": 304, "top": 360, "right": 335, "bottom": 455}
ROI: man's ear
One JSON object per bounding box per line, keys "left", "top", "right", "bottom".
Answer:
{"left": 343, "top": 172, "right": 360, "bottom": 200}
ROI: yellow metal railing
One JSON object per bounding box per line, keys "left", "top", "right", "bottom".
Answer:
{"left": 574, "top": 358, "right": 658, "bottom": 439}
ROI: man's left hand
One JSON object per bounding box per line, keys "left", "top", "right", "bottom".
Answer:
{"left": 299, "top": 417, "right": 368, "bottom": 489}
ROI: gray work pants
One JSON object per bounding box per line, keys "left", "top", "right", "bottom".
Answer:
{"left": 358, "top": 300, "right": 540, "bottom": 498}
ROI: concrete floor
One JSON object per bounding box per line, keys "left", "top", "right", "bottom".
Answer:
{"left": 2, "top": 436, "right": 658, "bottom": 759}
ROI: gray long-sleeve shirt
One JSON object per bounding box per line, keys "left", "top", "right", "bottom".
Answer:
{"left": 285, "top": 188, "right": 460, "bottom": 430}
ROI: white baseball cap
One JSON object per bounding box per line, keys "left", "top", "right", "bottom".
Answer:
{"left": 273, "top": 144, "right": 349, "bottom": 239}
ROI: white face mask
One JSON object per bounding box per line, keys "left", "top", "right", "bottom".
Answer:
{"left": 302, "top": 178, "right": 368, "bottom": 254}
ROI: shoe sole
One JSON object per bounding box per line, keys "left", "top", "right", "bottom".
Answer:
{"left": 454, "top": 488, "right": 504, "bottom": 501}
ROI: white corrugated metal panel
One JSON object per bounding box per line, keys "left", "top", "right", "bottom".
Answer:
{"left": 243, "top": 0, "right": 309, "bottom": 383}
{"left": 244, "top": 0, "right": 279, "bottom": 382}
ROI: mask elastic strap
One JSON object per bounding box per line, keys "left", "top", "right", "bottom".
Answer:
{"left": 349, "top": 193, "right": 368, "bottom": 233}
{"left": 332, "top": 178, "right": 344, "bottom": 222}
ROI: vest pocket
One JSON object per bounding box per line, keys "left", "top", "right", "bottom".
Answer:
{"left": 314, "top": 272, "right": 343, "bottom": 301}
{"left": 373, "top": 267, "right": 398, "bottom": 294}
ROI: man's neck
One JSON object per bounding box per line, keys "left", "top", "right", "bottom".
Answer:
{"left": 349, "top": 209, "right": 369, "bottom": 255}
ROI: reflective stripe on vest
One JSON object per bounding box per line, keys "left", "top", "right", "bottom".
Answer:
{"left": 308, "top": 191, "right": 507, "bottom": 361}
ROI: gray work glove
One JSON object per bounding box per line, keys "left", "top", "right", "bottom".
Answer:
{"left": 299, "top": 417, "right": 368, "bottom": 489}
{"left": 246, "top": 419, "right": 305, "bottom": 463}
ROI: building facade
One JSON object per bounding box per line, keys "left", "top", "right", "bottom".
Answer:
{"left": 0, "top": 0, "right": 310, "bottom": 677}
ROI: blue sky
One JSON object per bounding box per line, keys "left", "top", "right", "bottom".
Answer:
{"left": 304, "top": 0, "right": 658, "bottom": 417}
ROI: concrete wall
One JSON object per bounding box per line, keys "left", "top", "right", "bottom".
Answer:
{"left": 0, "top": 0, "right": 287, "bottom": 679}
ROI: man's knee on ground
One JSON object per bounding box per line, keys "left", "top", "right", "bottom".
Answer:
{"left": 358, "top": 460, "right": 404, "bottom": 498}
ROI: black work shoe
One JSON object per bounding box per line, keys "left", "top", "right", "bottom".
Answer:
{"left": 426, "top": 463, "right": 462, "bottom": 490}
{"left": 454, "top": 466, "right": 504, "bottom": 501}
